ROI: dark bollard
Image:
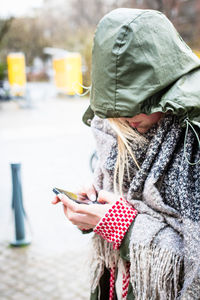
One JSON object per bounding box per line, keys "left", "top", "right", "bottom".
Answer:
{"left": 10, "top": 163, "right": 31, "bottom": 247}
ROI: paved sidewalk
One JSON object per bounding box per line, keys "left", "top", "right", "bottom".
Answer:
{"left": 0, "top": 242, "right": 91, "bottom": 300}
{"left": 0, "top": 83, "right": 96, "bottom": 299}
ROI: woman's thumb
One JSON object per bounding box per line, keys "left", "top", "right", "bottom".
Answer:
{"left": 97, "top": 190, "right": 117, "bottom": 204}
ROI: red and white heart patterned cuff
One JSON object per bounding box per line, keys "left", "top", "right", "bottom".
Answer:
{"left": 93, "top": 198, "right": 138, "bottom": 250}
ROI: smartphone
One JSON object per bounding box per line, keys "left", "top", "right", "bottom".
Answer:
{"left": 52, "top": 187, "right": 99, "bottom": 205}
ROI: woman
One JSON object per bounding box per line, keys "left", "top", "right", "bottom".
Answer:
{"left": 52, "top": 8, "right": 200, "bottom": 300}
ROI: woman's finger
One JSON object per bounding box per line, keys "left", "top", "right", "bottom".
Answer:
{"left": 63, "top": 203, "right": 68, "bottom": 215}
{"left": 86, "top": 184, "right": 97, "bottom": 202}
{"left": 51, "top": 196, "right": 61, "bottom": 204}
{"left": 97, "top": 190, "right": 118, "bottom": 204}
{"left": 78, "top": 184, "right": 97, "bottom": 202}
{"left": 59, "top": 194, "right": 81, "bottom": 211}
{"left": 59, "top": 194, "right": 95, "bottom": 214}
{"left": 68, "top": 212, "right": 98, "bottom": 226}
{"left": 60, "top": 193, "right": 115, "bottom": 226}
{"left": 63, "top": 205, "right": 95, "bottom": 227}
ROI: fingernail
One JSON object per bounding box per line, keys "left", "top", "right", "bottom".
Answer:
{"left": 90, "top": 194, "right": 96, "bottom": 202}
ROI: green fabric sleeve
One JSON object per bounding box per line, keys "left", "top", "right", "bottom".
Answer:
{"left": 90, "top": 286, "right": 98, "bottom": 300}
{"left": 119, "top": 221, "right": 135, "bottom": 299}
{"left": 119, "top": 221, "right": 135, "bottom": 262}
{"left": 80, "top": 229, "right": 93, "bottom": 234}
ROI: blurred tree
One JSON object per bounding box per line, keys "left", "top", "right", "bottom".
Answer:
{"left": 0, "top": 18, "right": 14, "bottom": 80}
{"left": 0, "top": 0, "right": 199, "bottom": 84}
{"left": 69, "top": 0, "right": 107, "bottom": 27}
{"left": 1, "top": 17, "right": 51, "bottom": 65}
{"left": 0, "top": 17, "right": 13, "bottom": 46}
{"left": 0, "top": 62, "right": 7, "bottom": 80}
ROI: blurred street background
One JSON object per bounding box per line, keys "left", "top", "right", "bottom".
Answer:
{"left": 0, "top": 0, "right": 200, "bottom": 299}
{"left": 0, "top": 83, "right": 95, "bottom": 300}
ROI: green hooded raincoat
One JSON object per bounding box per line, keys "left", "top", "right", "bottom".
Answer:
{"left": 83, "top": 8, "right": 200, "bottom": 131}
{"left": 82, "top": 8, "right": 200, "bottom": 300}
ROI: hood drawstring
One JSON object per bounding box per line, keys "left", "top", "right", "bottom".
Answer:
{"left": 184, "top": 118, "right": 200, "bottom": 165}
{"left": 72, "top": 82, "right": 91, "bottom": 96}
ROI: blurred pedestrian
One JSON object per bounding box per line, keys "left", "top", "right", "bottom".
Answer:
{"left": 52, "top": 8, "right": 200, "bottom": 300}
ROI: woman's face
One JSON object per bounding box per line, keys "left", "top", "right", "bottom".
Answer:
{"left": 121, "top": 112, "right": 163, "bottom": 133}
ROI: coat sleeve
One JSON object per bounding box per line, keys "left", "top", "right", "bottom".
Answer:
{"left": 119, "top": 221, "right": 135, "bottom": 261}
{"left": 93, "top": 198, "right": 138, "bottom": 249}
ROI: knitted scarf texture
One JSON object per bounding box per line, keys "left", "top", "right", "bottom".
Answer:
{"left": 90, "top": 114, "right": 200, "bottom": 300}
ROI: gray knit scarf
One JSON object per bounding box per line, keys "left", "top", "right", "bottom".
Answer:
{"left": 90, "top": 113, "right": 200, "bottom": 300}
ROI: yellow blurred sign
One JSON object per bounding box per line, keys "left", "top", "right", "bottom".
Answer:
{"left": 53, "top": 53, "right": 83, "bottom": 95}
{"left": 7, "top": 52, "right": 26, "bottom": 96}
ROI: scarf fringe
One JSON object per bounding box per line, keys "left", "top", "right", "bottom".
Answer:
{"left": 129, "top": 244, "right": 183, "bottom": 300}
{"left": 89, "top": 235, "right": 119, "bottom": 292}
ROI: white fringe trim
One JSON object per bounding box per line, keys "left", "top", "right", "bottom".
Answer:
{"left": 89, "top": 234, "right": 119, "bottom": 292}
{"left": 129, "top": 244, "right": 183, "bottom": 300}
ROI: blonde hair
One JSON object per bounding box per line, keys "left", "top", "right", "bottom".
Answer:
{"left": 108, "top": 118, "right": 148, "bottom": 195}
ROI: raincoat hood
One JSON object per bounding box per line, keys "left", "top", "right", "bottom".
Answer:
{"left": 83, "top": 8, "right": 200, "bottom": 129}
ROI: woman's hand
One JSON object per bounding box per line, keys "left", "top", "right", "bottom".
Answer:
{"left": 77, "top": 183, "right": 98, "bottom": 202}
{"left": 52, "top": 190, "right": 118, "bottom": 230}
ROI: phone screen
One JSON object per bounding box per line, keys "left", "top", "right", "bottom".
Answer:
{"left": 53, "top": 187, "right": 98, "bottom": 205}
